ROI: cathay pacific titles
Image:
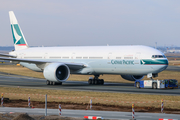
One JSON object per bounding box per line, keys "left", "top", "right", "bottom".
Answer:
{"left": 111, "top": 60, "right": 134, "bottom": 65}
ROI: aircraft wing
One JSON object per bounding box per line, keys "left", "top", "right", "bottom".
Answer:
{"left": 0, "top": 57, "right": 85, "bottom": 70}
{"left": 0, "top": 53, "right": 16, "bottom": 58}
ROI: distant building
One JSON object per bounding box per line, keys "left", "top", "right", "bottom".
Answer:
{"left": 166, "top": 49, "right": 180, "bottom": 53}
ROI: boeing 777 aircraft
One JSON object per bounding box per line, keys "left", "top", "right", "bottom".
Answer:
{"left": 0, "top": 11, "right": 168, "bottom": 86}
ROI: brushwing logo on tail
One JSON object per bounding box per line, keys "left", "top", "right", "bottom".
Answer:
{"left": 12, "top": 25, "right": 21, "bottom": 44}
{"left": 11, "top": 24, "right": 26, "bottom": 46}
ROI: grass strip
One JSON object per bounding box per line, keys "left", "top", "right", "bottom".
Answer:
{"left": 0, "top": 87, "right": 180, "bottom": 109}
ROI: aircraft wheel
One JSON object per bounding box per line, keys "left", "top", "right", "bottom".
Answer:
{"left": 50, "top": 81, "right": 53, "bottom": 85}
{"left": 99, "top": 79, "right": 104, "bottom": 85}
{"left": 152, "top": 82, "right": 157, "bottom": 89}
{"left": 95, "top": 79, "right": 98, "bottom": 85}
{"left": 88, "top": 79, "right": 92, "bottom": 85}
{"left": 46, "top": 80, "right": 50, "bottom": 85}
{"left": 92, "top": 79, "right": 95, "bottom": 84}
{"left": 52, "top": 82, "right": 56, "bottom": 85}
{"left": 101, "top": 79, "right": 104, "bottom": 85}
{"left": 136, "top": 82, "right": 140, "bottom": 88}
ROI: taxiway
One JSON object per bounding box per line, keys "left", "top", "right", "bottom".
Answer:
{"left": 0, "top": 107, "right": 179, "bottom": 120}
{"left": 0, "top": 72, "right": 179, "bottom": 96}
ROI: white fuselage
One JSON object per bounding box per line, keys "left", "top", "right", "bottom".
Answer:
{"left": 9, "top": 45, "right": 168, "bottom": 76}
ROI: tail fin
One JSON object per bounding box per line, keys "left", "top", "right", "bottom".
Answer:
{"left": 9, "top": 11, "right": 29, "bottom": 50}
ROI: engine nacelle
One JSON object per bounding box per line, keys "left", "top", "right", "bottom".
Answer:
{"left": 121, "top": 75, "right": 144, "bottom": 81}
{"left": 43, "top": 63, "right": 70, "bottom": 82}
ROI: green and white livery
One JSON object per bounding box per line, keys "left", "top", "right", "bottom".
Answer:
{"left": 9, "top": 11, "right": 28, "bottom": 50}
{"left": 0, "top": 11, "right": 168, "bottom": 86}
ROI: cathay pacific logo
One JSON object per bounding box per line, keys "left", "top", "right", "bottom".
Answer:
{"left": 11, "top": 24, "right": 26, "bottom": 45}
{"left": 12, "top": 24, "right": 22, "bottom": 44}
{"left": 141, "top": 60, "right": 145, "bottom": 65}
{"left": 111, "top": 60, "right": 134, "bottom": 65}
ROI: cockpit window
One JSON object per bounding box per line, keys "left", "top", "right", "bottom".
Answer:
{"left": 152, "top": 55, "right": 166, "bottom": 58}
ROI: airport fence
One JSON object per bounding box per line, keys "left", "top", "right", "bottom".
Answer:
{"left": 1, "top": 92, "right": 180, "bottom": 109}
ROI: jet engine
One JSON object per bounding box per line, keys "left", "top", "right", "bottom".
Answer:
{"left": 121, "top": 75, "right": 144, "bottom": 81}
{"left": 43, "top": 63, "right": 70, "bottom": 82}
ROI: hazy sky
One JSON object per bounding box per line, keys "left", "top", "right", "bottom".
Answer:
{"left": 1, "top": 0, "right": 180, "bottom": 47}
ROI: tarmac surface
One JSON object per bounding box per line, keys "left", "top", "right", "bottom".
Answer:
{"left": 0, "top": 107, "right": 180, "bottom": 120}
{"left": 0, "top": 71, "right": 179, "bottom": 96}
{"left": 166, "top": 65, "right": 180, "bottom": 71}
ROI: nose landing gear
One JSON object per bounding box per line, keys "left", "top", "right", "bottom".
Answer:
{"left": 88, "top": 75, "right": 104, "bottom": 85}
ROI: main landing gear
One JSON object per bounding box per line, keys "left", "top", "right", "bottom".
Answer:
{"left": 88, "top": 75, "right": 104, "bottom": 85}
{"left": 46, "top": 80, "right": 62, "bottom": 85}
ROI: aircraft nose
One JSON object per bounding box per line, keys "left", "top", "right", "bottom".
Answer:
{"left": 166, "top": 58, "right": 169, "bottom": 65}
{"left": 162, "top": 64, "right": 168, "bottom": 71}
{"left": 161, "top": 59, "right": 168, "bottom": 71}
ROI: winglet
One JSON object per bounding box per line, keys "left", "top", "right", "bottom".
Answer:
{"left": 9, "top": 11, "right": 29, "bottom": 50}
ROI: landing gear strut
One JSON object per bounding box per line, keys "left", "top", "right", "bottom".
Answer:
{"left": 88, "top": 75, "right": 104, "bottom": 85}
{"left": 46, "top": 80, "right": 62, "bottom": 85}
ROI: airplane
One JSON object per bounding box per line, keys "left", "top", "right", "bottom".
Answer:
{"left": 0, "top": 11, "right": 168, "bottom": 85}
